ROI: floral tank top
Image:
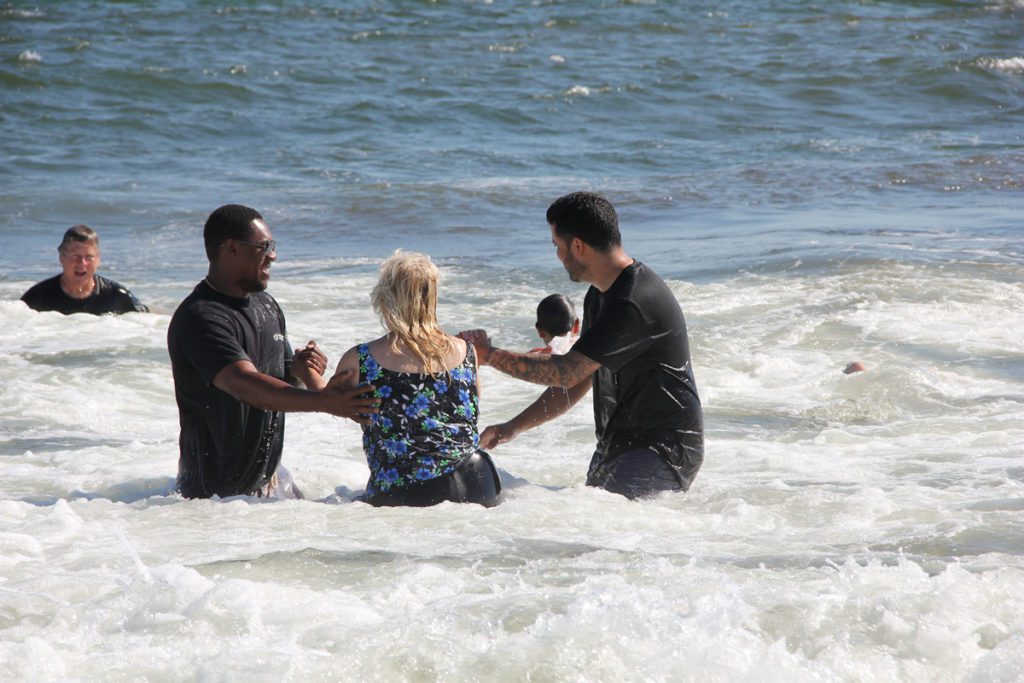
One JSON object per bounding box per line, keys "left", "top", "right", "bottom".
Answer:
{"left": 358, "top": 342, "right": 480, "bottom": 497}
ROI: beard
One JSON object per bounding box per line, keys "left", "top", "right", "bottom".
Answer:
{"left": 562, "top": 253, "right": 585, "bottom": 283}
{"left": 239, "top": 272, "right": 269, "bottom": 293}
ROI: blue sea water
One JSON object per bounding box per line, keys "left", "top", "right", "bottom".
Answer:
{"left": 2, "top": 1, "right": 1021, "bottom": 273}
{"left": 1, "top": 2, "right": 1023, "bottom": 680}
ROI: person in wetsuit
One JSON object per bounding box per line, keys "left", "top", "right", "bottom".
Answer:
{"left": 167, "top": 204, "right": 379, "bottom": 499}
{"left": 460, "top": 192, "right": 704, "bottom": 499}
{"left": 331, "top": 250, "right": 501, "bottom": 507}
{"left": 20, "top": 225, "right": 148, "bottom": 315}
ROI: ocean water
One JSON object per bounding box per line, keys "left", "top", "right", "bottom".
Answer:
{"left": 2, "top": 1, "right": 1023, "bottom": 680}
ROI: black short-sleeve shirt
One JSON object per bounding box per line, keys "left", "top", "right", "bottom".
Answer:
{"left": 21, "top": 274, "right": 148, "bottom": 315}
{"left": 167, "top": 280, "right": 294, "bottom": 498}
{"left": 572, "top": 261, "right": 703, "bottom": 472}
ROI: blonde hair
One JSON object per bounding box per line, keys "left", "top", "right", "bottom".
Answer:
{"left": 371, "top": 250, "right": 455, "bottom": 374}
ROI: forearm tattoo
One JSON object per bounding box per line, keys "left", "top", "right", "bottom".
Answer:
{"left": 488, "top": 348, "right": 599, "bottom": 387}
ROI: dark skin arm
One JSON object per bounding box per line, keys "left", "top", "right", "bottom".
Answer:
{"left": 213, "top": 360, "right": 378, "bottom": 423}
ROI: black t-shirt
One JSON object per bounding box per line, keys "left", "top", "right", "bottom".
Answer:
{"left": 572, "top": 261, "right": 703, "bottom": 469}
{"left": 21, "top": 274, "right": 148, "bottom": 315}
{"left": 167, "top": 280, "right": 294, "bottom": 499}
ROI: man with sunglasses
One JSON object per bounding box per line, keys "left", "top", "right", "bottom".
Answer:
{"left": 167, "top": 204, "right": 378, "bottom": 499}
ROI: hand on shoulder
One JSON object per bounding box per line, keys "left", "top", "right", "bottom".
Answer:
{"left": 331, "top": 346, "right": 362, "bottom": 386}
{"left": 323, "top": 369, "right": 379, "bottom": 423}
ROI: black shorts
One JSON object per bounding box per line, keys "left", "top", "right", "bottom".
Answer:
{"left": 365, "top": 451, "right": 502, "bottom": 508}
{"left": 586, "top": 446, "right": 700, "bottom": 500}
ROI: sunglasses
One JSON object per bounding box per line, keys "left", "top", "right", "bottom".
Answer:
{"left": 225, "top": 239, "right": 276, "bottom": 254}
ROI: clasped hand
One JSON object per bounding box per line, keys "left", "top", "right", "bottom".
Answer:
{"left": 456, "top": 328, "right": 494, "bottom": 364}
{"left": 292, "top": 340, "right": 328, "bottom": 387}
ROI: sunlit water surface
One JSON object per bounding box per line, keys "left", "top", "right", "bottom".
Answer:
{"left": 2, "top": 1, "right": 1024, "bottom": 680}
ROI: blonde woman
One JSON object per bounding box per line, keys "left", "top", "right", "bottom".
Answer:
{"left": 332, "top": 251, "right": 501, "bottom": 507}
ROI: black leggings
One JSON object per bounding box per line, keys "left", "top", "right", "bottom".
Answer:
{"left": 365, "top": 451, "right": 502, "bottom": 508}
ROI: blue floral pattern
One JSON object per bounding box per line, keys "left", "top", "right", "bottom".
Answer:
{"left": 359, "top": 343, "right": 479, "bottom": 496}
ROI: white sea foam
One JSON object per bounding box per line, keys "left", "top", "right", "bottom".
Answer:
{"left": 17, "top": 50, "right": 42, "bottom": 63}
{"left": 978, "top": 57, "right": 1024, "bottom": 74}
{"left": 1, "top": 0, "right": 1022, "bottom": 673}
{"left": 986, "top": 0, "right": 1024, "bottom": 11}
{"left": 2, "top": 254, "right": 1022, "bottom": 680}
{"left": 2, "top": 9, "right": 44, "bottom": 18}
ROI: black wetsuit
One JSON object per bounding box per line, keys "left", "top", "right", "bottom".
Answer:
{"left": 167, "top": 280, "right": 294, "bottom": 499}
{"left": 20, "top": 274, "right": 148, "bottom": 315}
{"left": 357, "top": 342, "right": 501, "bottom": 507}
{"left": 366, "top": 451, "right": 502, "bottom": 507}
{"left": 572, "top": 261, "right": 704, "bottom": 498}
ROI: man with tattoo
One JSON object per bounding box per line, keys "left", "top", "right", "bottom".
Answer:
{"left": 459, "top": 192, "right": 703, "bottom": 499}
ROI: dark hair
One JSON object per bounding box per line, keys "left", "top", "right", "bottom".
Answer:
{"left": 546, "top": 192, "right": 620, "bottom": 251}
{"left": 58, "top": 225, "right": 98, "bottom": 253}
{"left": 203, "top": 204, "right": 263, "bottom": 261}
{"left": 536, "top": 293, "right": 577, "bottom": 337}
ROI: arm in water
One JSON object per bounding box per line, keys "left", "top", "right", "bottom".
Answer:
{"left": 480, "top": 379, "right": 591, "bottom": 450}
{"left": 213, "top": 360, "right": 378, "bottom": 423}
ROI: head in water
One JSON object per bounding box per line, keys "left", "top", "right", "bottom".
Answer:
{"left": 535, "top": 293, "right": 578, "bottom": 343}
{"left": 58, "top": 225, "right": 101, "bottom": 289}
{"left": 371, "top": 250, "right": 454, "bottom": 374}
